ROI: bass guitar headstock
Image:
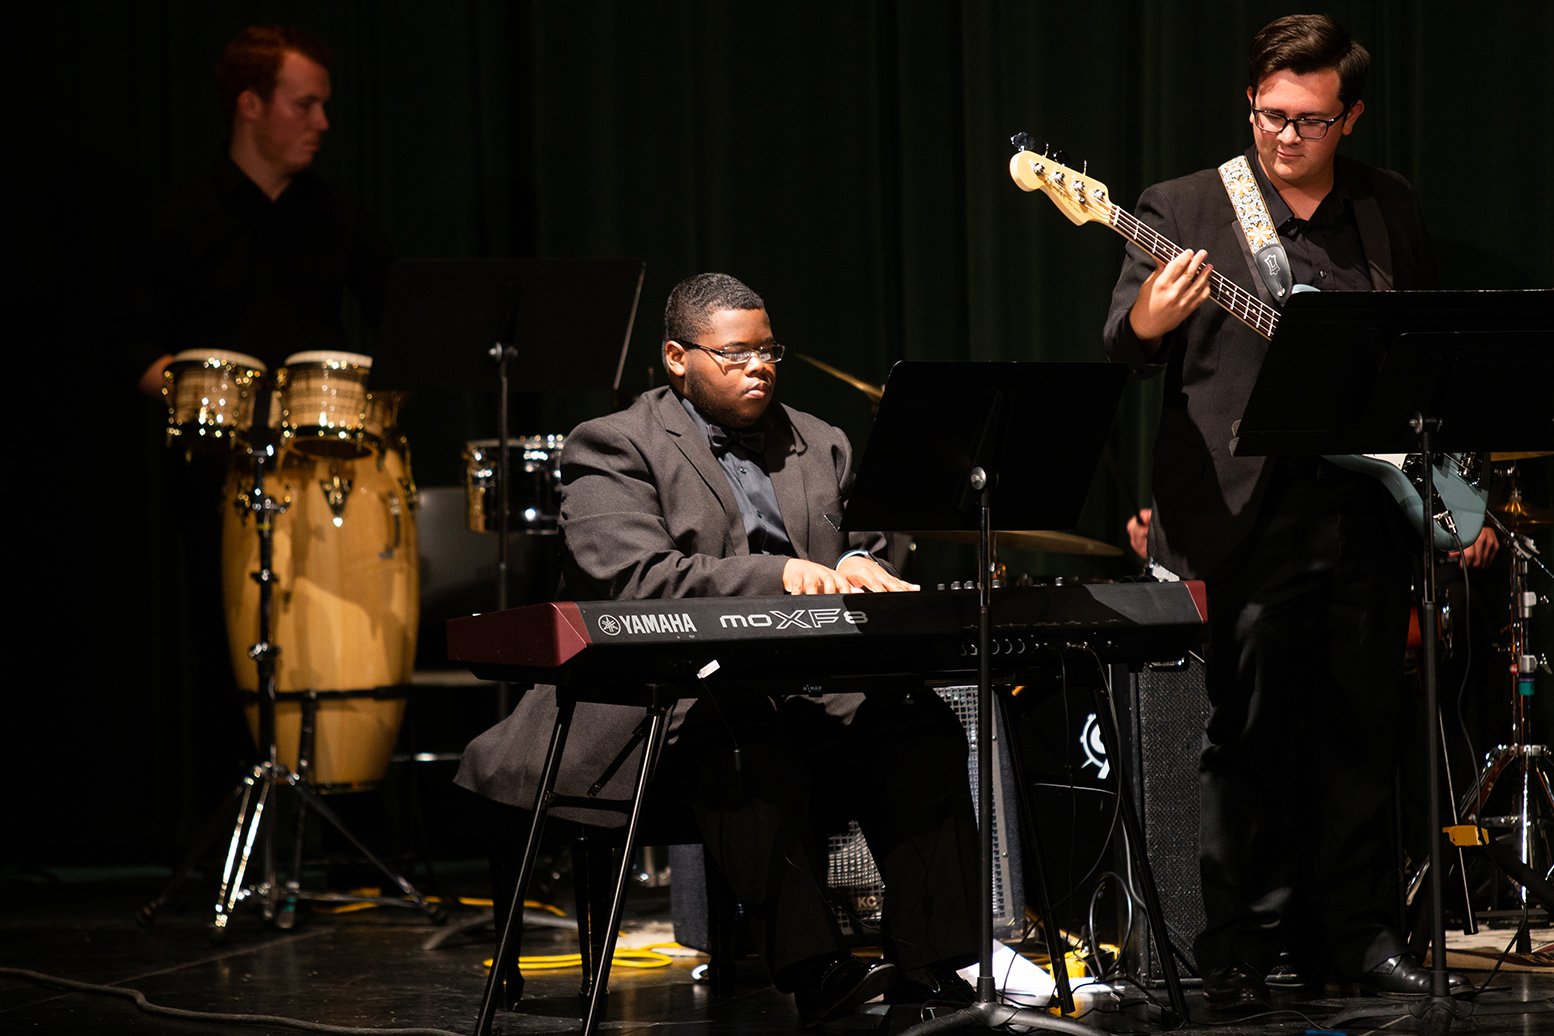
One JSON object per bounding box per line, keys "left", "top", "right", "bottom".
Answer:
{"left": 1008, "top": 134, "right": 1113, "bottom": 227}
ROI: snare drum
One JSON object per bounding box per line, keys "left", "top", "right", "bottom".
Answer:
{"left": 222, "top": 447, "right": 418, "bottom": 790}
{"left": 162, "top": 350, "right": 267, "bottom": 449}
{"left": 277, "top": 351, "right": 372, "bottom": 458}
{"left": 462, "top": 435, "right": 565, "bottom": 533}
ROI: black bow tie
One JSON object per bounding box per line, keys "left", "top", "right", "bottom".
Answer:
{"left": 707, "top": 425, "right": 764, "bottom": 454}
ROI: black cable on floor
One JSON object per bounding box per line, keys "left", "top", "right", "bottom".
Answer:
{"left": 0, "top": 966, "right": 467, "bottom": 1036}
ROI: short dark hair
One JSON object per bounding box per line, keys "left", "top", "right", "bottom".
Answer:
{"left": 662, "top": 273, "right": 765, "bottom": 347}
{"left": 215, "top": 24, "right": 333, "bottom": 121}
{"left": 1249, "top": 14, "right": 1369, "bottom": 110}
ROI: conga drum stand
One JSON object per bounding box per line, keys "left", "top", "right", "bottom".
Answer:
{"left": 139, "top": 444, "right": 444, "bottom": 939}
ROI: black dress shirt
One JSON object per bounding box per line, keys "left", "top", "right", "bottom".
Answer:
{"left": 1247, "top": 149, "right": 1373, "bottom": 477}
{"left": 122, "top": 151, "right": 394, "bottom": 374}
{"left": 1248, "top": 148, "right": 1372, "bottom": 294}
{"left": 678, "top": 393, "right": 796, "bottom": 557}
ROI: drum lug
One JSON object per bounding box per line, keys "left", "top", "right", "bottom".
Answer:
{"left": 318, "top": 463, "right": 353, "bottom": 526}
{"left": 398, "top": 473, "right": 420, "bottom": 512}
{"left": 383, "top": 494, "right": 403, "bottom": 557}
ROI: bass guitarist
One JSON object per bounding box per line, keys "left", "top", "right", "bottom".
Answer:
{"left": 1104, "top": 14, "right": 1476, "bottom": 1007}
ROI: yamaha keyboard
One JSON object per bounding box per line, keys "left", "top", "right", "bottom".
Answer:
{"left": 447, "top": 581, "right": 1207, "bottom": 693}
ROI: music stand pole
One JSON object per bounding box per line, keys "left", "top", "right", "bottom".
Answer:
{"left": 1417, "top": 416, "right": 1450, "bottom": 1000}
{"left": 895, "top": 477, "right": 1106, "bottom": 1036}
{"left": 850, "top": 362, "right": 1135, "bottom": 1036}
{"left": 974, "top": 469, "right": 995, "bottom": 1005}
{"left": 491, "top": 337, "right": 517, "bottom": 719}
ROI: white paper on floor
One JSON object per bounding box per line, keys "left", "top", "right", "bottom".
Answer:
{"left": 957, "top": 941, "right": 1057, "bottom": 1006}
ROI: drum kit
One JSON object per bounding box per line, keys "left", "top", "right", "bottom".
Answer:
{"left": 462, "top": 435, "right": 565, "bottom": 534}
{"left": 141, "top": 348, "right": 442, "bottom": 936}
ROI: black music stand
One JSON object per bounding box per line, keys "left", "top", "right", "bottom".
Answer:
{"left": 374, "top": 258, "right": 645, "bottom": 394}
{"left": 377, "top": 258, "right": 645, "bottom": 715}
{"left": 1231, "top": 289, "right": 1553, "bottom": 1034}
{"left": 843, "top": 361, "right": 1191, "bottom": 1033}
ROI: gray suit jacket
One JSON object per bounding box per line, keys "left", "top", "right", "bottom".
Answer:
{"left": 1103, "top": 150, "right": 1435, "bottom": 581}
{"left": 454, "top": 386, "right": 887, "bottom": 824}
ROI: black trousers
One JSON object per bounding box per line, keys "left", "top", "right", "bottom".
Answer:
{"left": 475, "top": 684, "right": 982, "bottom": 989}
{"left": 1194, "top": 467, "right": 1412, "bottom": 979}
{"left": 676, "top": 683, "right": 982, "bottom": 986}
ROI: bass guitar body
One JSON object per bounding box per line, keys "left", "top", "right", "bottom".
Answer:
{"left": 1323, "top": 452, "right": 1488, "bottom": 551}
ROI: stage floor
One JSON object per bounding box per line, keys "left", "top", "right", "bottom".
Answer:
{"left": 3, "top": 864, "right": 1551, "bottom": 1036}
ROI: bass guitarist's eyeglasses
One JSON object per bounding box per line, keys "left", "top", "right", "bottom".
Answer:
{"left": 1251, "top": 106, "right": 1351, "bottom": 140}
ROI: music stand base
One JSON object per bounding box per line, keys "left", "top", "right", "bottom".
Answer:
{"left": 1328, "top": 995, "right": 1474, "bottom": 1036}
{"left": 894, "top": 996, "right": 1119, "bottom": 1036}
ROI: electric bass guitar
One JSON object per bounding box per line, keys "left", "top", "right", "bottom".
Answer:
{"left": 1007, "top": 137, "right": 1488, "bottom": 551}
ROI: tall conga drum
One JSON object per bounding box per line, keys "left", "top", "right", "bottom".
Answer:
{"left": 222, "top": 374, "right": 418, "bottom": 790}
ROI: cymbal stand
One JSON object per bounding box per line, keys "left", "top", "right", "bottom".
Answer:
{"left": 1460, "top": 505, "right": 1553, "bottom": 950}
{"left": 140, "top": 442, "right": 443, "bottom": 938}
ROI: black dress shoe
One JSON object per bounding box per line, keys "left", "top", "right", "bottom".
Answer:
{"left": 791, "top": 955, "right": 899, "bottom": 1027}
{"left": 1202, "top": 962, "right": 1270, "bottom": 1010}
{"left": 1265, "top": 950, "right": 1314, "bottom": 990}
{"left": 1353, "top": 954, "right": 1471, "bottom": 998}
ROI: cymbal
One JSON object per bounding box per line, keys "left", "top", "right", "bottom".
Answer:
{"left": 792, "top": 352, "right": 884, "bottom": 403}
{"left": 1494, "top": 497, "right": 1554, "bottom": 529}
{"left": 1491, "top": 451, "right": 1553, "bottom": 461}
{"left": 910, "top": 529, "right": 1125, "bottom": 557}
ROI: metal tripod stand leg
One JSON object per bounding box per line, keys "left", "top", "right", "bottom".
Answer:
{"left": 1461, "top": 744, "right": 1554, "bottom": 947}
{"left": 214, "top": 763, "right": 275, "bottom": 936}
{"left": 138, "top": 772, "right": 251, "bottom": 928}
{"left": 278, "top": 767, "right": 445, "bottom": 919}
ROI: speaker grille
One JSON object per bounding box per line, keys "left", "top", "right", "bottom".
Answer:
{"left": 822, "top": 685, "right": 1024, "bottom": 937}
{"left": 1123, "top": 660, "right": 1209, "bottom": 983}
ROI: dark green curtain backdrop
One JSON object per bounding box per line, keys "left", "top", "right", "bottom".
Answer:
{"left": 12, "top": 1, "right": 1550, "bottom": 862}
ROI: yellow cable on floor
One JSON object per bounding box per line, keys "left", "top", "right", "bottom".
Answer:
{"left": 484, "top": 944, "right": 682, "bottom": 972}
{"left": 310, "top": 891, "right": 561, "bottom": 915}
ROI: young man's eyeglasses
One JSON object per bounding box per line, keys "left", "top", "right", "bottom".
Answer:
{"left": 1251, "top": 106, "right": 1351, "bottom": 140}
{"left": 680, "top": 342, "right": 786, "bottom": 365}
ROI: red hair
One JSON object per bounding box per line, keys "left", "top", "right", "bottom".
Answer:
{"left": 214, "top": 24, "right": 332, "bottom": 120}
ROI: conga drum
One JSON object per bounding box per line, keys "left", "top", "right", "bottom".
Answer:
{"left": 222, "top": 440, "right": 419, "bottom": 790}
{"left": 275, "top": 351, "right": 373, "bottom": 459}
{"left": 162, "top": 349, "right": 268, "bottom": 450}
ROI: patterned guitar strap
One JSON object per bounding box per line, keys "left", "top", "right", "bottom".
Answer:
{"left": 1218, "top": 154, "right": 1303, "bottom": 304}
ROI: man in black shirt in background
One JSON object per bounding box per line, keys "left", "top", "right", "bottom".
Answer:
{"left": 131, "top": 24, "right": 392, "bottom": 391}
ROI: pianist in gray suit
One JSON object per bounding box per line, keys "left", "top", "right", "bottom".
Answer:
{"left": 456, "top": 273, "right": 981, "bottom": 1025}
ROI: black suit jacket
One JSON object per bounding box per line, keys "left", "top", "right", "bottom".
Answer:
{"left": 454, "top": 386, "right": 887, "bottom": 824}
{"left": 1103, "top": 149, "right": 1435, "bottom": 580}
